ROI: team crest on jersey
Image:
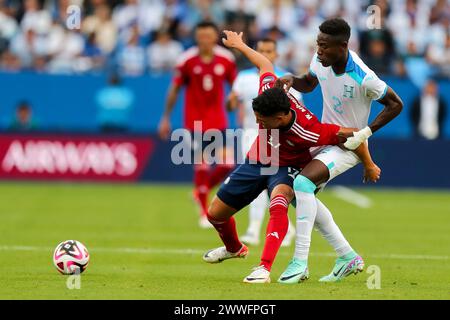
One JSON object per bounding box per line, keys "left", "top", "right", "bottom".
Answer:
{"left": 343, "top": 84, "right": 355, "bottom": 98}
{"left": 194, "top": 66, "right": 202, "bottom": 74}
{"left": 214, "top": 64, "right": 225, "bottom": 76}
{"left": 286, "top": 140, "right": 295, "bottom": 147}
{"left": 268, "top": 135, "right": 280, "bottom": 148}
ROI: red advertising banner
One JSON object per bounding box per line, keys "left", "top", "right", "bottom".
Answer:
{"left": 0, "top": 134, "right": 154, "bottom": 181}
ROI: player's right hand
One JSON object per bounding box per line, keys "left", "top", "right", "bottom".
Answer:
{"left": 363, "top": 163, "right": 381, "bottom": 183}
{"left": 158, "top": 117, "right": 171, "bottom": 140}
{"left": 275, "top": 75, "right": 294, "bottom": 91}
{"left": 222, "top": 30, "right": 244, "bottom": 49}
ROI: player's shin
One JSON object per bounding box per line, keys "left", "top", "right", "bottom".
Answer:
{"left": 314, "top": 198, "right": 354, "bottom": 257}
{"left": 206, "top": 213, "right": 242, "bottom": 253}
{"left": 260, "top": 195, "right": 289, "bottom": 271}
{"left": 293, "top": 176, "right": 318, "bottom": 261}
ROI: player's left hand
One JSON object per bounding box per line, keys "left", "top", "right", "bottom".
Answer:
{"left": 274, "top": 75, "right": 294, "bottom": 91}
{"left": 344, "top": 126, "right": 373, "bottom": 150}
{"left": 363, "top": 164, "right": 381, "bottom": 183}
{"left": 158, "top": 116, "right": 171, "bottom": 140}
{"left": 222, "top": 30, "right": 244, "bottom": 49}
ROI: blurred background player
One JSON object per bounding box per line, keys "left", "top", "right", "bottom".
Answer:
{"left": 8, "top": 100, "right": 37, "bottom": 132}
{"left": 158, "top": 21, "right": 237, "bottom": 228}
{"left": 226, "top": 37, "right": 299, "bottom": 247}
{"left": 96, "top": 73, "right": 135, "bottom": 133}
{"left": 410, "top": 78, "right": 447, "bottom": 140}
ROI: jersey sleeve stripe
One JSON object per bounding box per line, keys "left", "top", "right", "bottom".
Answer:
{"left": 261, "top": 83, "right": 272, "bottom": 92}
{"left": 291, "top": 129, "right": 318, "bottom": 143}
{"left": 347, "top": 70, "right": 364, "bottom": 85}
{"left": 376, "top": 85, "right": 389, "bottom": 101}
{"left": 291, "top": 125, "right": 319, "bottom": 143}
{"left": 293, "top": 123, "right": 320, "bottom": 138}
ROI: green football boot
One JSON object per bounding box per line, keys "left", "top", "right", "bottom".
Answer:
{"left": 319, "top": 252, "right": 364, "bottom": 282}
{"left": 277, "top": 257, "right": 309, "bottom": 284}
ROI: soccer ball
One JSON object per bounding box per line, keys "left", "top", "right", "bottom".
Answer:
{"left": 53, "top": 240, "right": 90, "bottom": 275}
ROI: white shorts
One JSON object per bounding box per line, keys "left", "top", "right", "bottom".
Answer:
{"left": 310, "top": 145, "right": 360, "bottom": 189}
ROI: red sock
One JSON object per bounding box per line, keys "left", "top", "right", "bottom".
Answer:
{"left": 207, "top": 213, "right": 242, "bottom": 253}
{"left": 194, "top": 165, "right": 210, "bottom": 217}
{"left": 208, "top": 164, "right": 234, "bottom": 189}
{"left": 260, "top": 195, "right": 289, "bottom": 271}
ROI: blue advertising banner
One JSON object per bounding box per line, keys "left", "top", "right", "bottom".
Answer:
{"left": 0, "top": 72, "right": 449, "bottom": 138}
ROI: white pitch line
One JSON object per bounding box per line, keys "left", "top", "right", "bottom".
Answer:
{"left": 0, "top": 245, "right": 448, "bottom": 261}
{"left": 331, "top": 185, "right": 373, "bottom": 209}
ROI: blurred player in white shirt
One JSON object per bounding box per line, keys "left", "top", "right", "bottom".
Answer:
{"left": 226, "top": 38, "right": 301, "bottom": 247}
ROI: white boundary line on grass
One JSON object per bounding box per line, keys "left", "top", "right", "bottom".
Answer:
{"left": 330, "top": 186, "right": 373, "bottom": 209}
{"left": 0, "top": 245, "right": 448, "bottom": 261}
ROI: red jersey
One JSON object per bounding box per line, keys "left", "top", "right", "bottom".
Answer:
{"left": 173, "top": 45, "right": 237, "bottom": 132}
{"left": 247, "top": 72, "right": 341, "bottom": 169}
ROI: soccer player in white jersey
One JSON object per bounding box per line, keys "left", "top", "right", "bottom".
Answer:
{"left": 226, "top": 38, "right": 301, "bottom": 247}
{"left": 276, "top": 18, "right": 403, "bottom": 283}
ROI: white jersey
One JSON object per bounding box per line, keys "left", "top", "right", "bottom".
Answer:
{"left": 232, "top": 66, "right": 302, "bottom": 130}
{"left": 309, "top": 50, "right": 388, "bottom": 129}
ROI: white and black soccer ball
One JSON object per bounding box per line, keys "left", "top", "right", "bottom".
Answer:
{"left": 53, "top": 240, "right": 90, "bottom": 275}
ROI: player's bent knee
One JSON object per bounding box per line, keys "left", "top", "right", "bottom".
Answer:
{"left": 294, "top": 175, "right": 317, "bottom": 194}
{"left": 282, "top": 189, "right": 294, "bottom": 201}
{"left": 207, "top": 196, "right": 236, "bottom": 222}
{"left": 270, "top": 184, "right": 294, "bottom": 202}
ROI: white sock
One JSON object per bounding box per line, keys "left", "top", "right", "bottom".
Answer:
{"left": 246, "top": 190, "right": 269, "bottom": 237}
{"left": 314, "top": 198, "right": 353, "bottom": 257}
{"left": 294, "top": 190, "right": 317, "bottom": 261}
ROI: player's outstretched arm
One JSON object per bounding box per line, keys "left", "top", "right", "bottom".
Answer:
{"left": 158, "top": 83, "right": 181, "bottom": 140}
{"left": 336, "top": 127, "right": 359, "bottom": 140}
{"left": 222, "top": 30, "right": 274, "bottom": 76}
{"left": 337, "top": 126, "right": 369, "bottom": 151}
{"left": 274, "top": 73, "right": 319, "bottom": 93}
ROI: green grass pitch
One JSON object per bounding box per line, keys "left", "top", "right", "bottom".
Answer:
{"left": 0, "top": 182, "right": 448, "bottom": 300}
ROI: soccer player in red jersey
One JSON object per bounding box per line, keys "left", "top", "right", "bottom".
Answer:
{"left": 158, "top": 22, "right": 238, "bottom": 228}
{"left": 202, "top": 30, "right": 378, "bottom": 283}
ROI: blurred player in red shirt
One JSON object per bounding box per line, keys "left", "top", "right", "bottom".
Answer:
{"left": 158, "top": 22, "right": 237, "bottom": 228}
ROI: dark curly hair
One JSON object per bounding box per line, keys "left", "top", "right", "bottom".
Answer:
{"left": 252, "top": 87, "right": 291, "bottom": 117}
{"left": 195, "top": 21, "right": 219, "bottom": 33}
{"left": 319, "top": 18, "right": 351, "bottom": 42}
